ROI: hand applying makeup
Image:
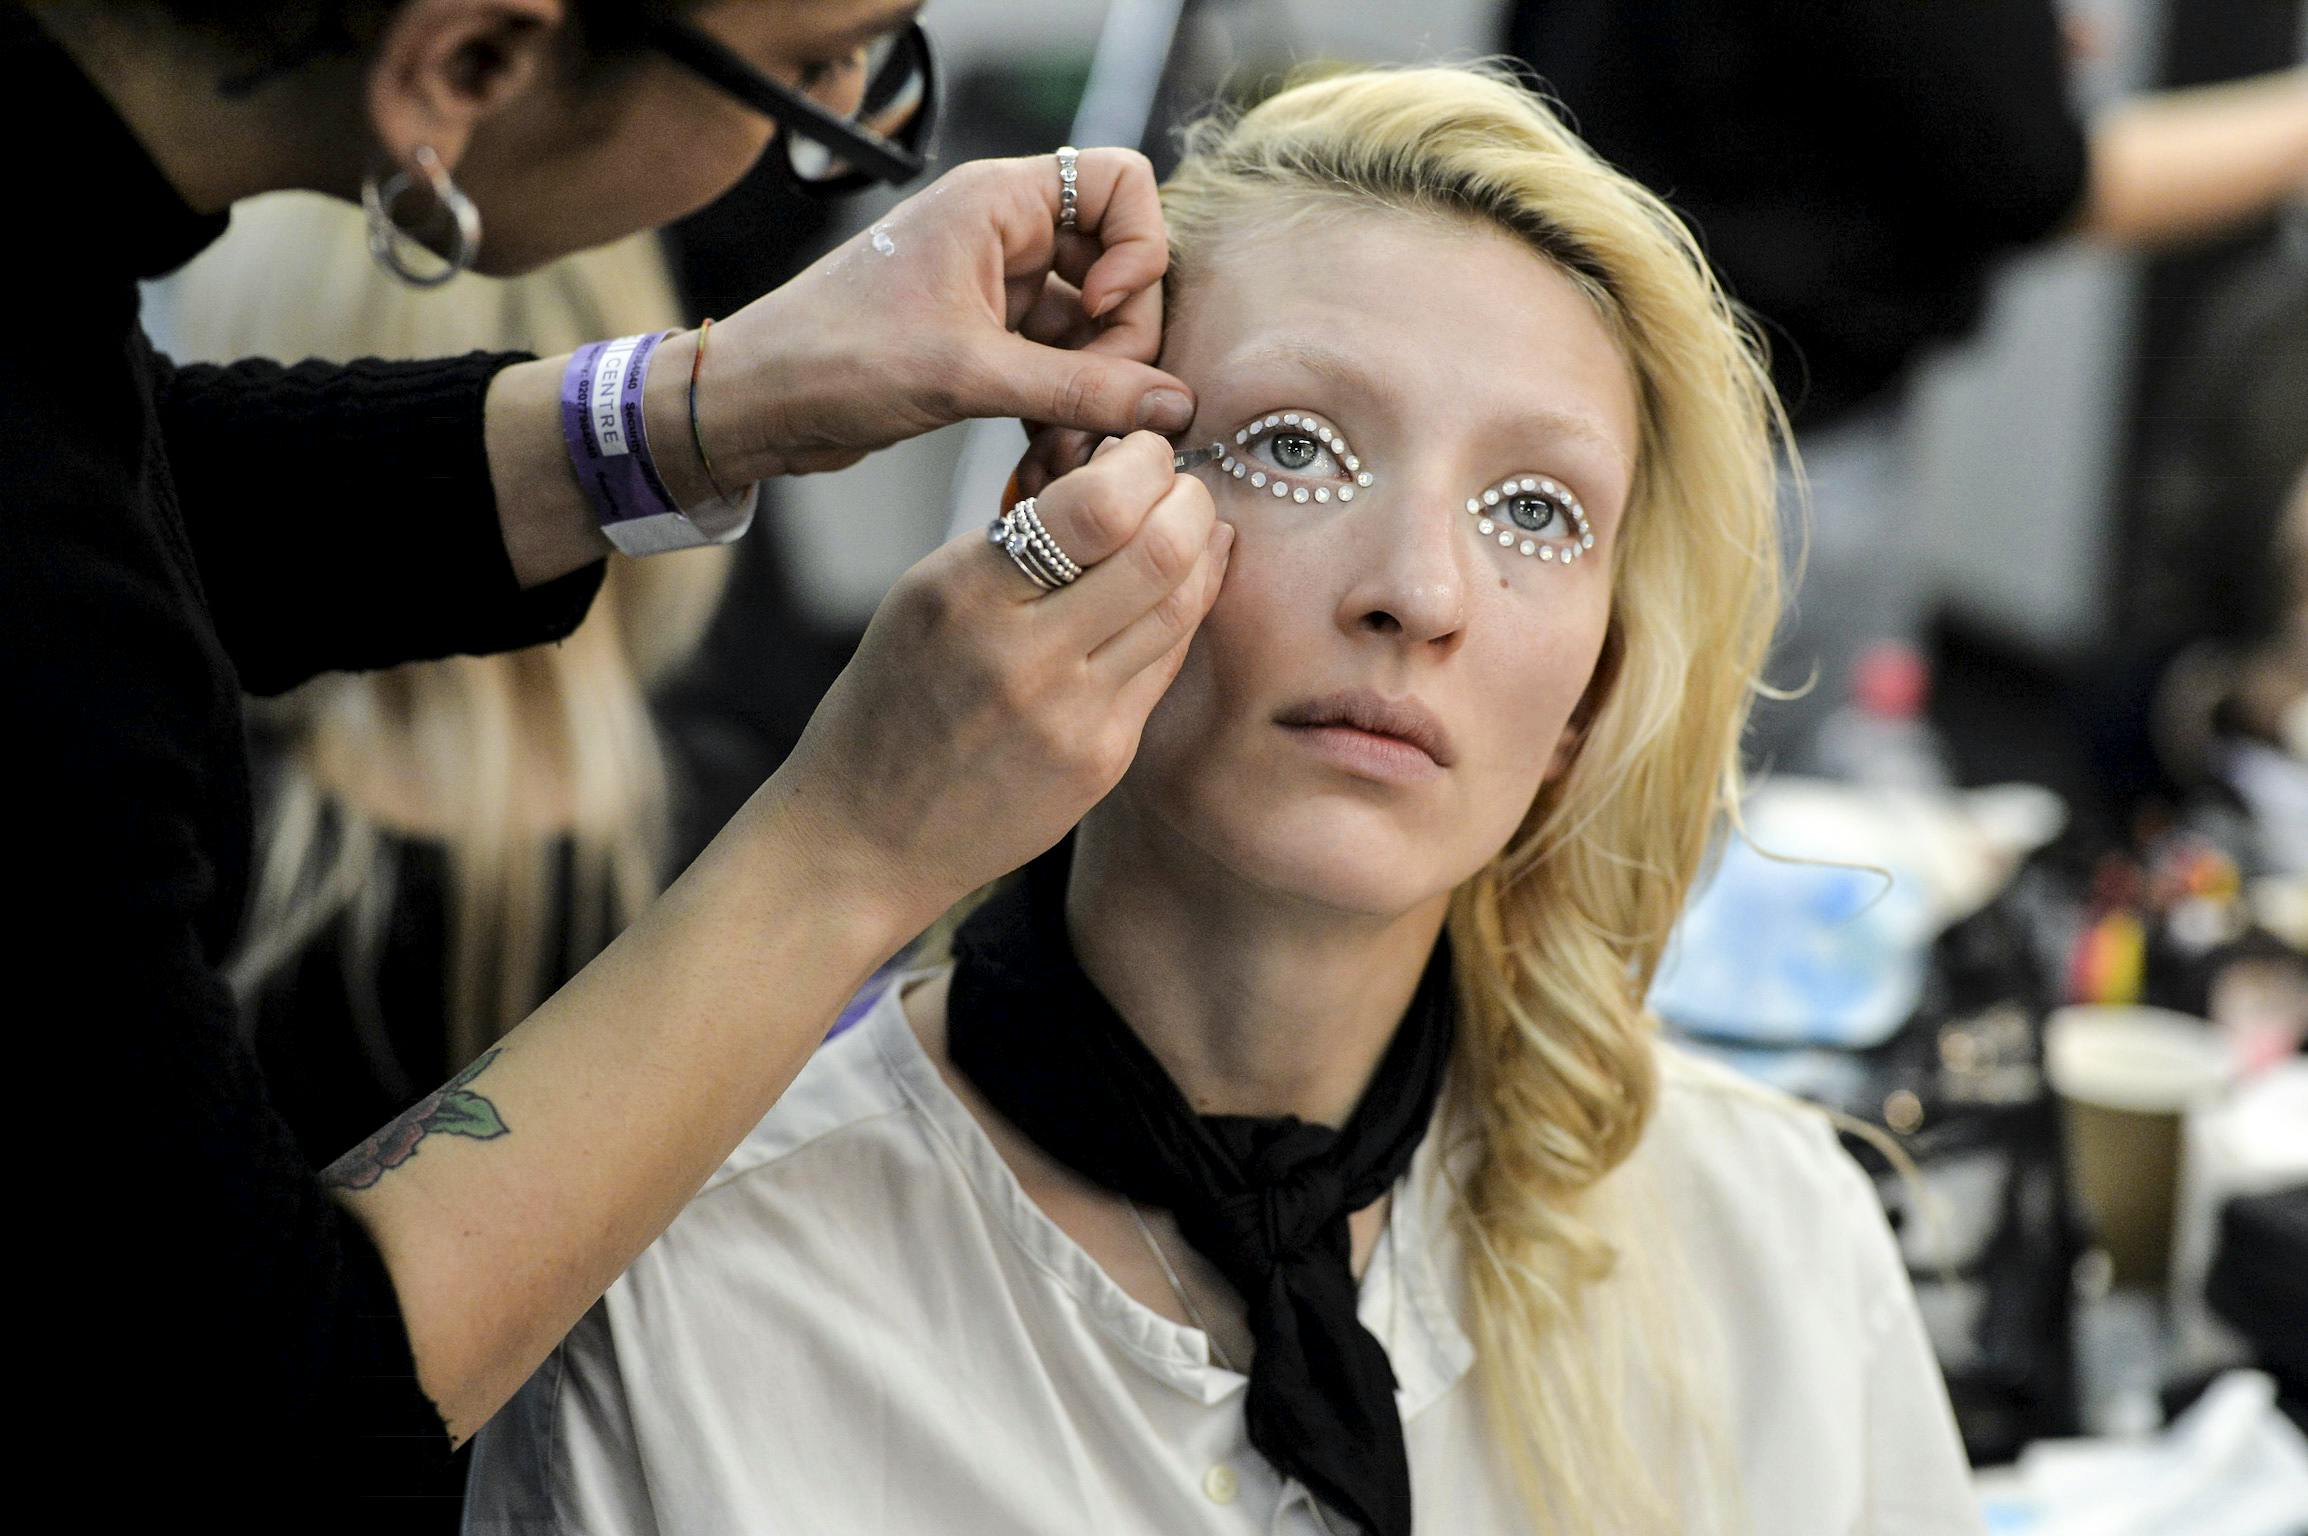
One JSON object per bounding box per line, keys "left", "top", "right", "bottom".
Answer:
{"left": 678, "top": 148, "right": 1197, "bottom": 485}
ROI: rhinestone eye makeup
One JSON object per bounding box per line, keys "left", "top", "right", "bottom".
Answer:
{"left": 1217, "top": 411, "right": 1374, "bottom": 505}
{"left": 1466, "top": 474, "right": 1594, "bottom": 563}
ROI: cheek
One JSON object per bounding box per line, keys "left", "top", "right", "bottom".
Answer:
{"left": 477, "top": 80, "right": 773, "bottom": 269}
{"left": 1133, "top": 525, "right": 1308, "bottom": 765}
{"left": 1464, "top": 584, "right": 1612, "bottom": 798}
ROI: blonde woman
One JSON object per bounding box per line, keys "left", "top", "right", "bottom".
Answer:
{"left": 159, "top": 194, "right": 732, "bottom": 1166}
{"left": 467, "top": 68, "right": 1976, "bottom": 1536}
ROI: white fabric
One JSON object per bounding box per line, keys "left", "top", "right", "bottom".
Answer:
{"left": 465, "top": 968, "right": 1984, "bottom": 1535}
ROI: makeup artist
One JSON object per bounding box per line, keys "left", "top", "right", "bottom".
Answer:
{"left": 4, "top": 1, "right": 1218, "bottom": 1522}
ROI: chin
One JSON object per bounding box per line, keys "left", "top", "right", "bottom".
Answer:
{"left": 1182, "top": 789, "right": 1464, "bottom": 918}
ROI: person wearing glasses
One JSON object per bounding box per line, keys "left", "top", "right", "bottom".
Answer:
{"left": 5, "top": 0, "right": 1217, "bottom": 1526}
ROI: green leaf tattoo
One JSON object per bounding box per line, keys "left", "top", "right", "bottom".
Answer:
{"left": 322, "top": 1047, "right": 512, "bottom": 1192}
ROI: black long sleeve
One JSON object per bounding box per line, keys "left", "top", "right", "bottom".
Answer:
{"left": 157, "top": 349, "right": 601, "bottom": 696}
{"left": 5, "top": 4, "right": 606, "bottom": 1521}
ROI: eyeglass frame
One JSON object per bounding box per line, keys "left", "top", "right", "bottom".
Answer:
{"left": 643, "top": 17, "right": 936, "bottom": 191}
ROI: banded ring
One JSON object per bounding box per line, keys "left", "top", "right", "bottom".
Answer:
{"left": 1056, "top": 145, "right": 1080, "bottom": 232}
{"left": 987, "top": 497, "right": 1082, "bottom": 593}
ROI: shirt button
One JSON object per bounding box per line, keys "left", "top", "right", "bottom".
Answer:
{"left": 1203, "top": 1462, "right": 1240, "bottom": 1505}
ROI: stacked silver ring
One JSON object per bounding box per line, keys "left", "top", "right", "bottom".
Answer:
{"left": 1056, "top": 146, "right": 1080, "bottom": 231}
{"left": 988, "top": 497, "right": 1082, "bottom": 591}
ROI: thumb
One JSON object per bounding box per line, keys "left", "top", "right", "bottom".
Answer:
{"left": 971, "top": 332, "right": 1195, "bottom": 438}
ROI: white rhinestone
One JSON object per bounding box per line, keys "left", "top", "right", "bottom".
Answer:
{"left": 1541, "top": 547, "right": 1556, "bottom": 561}
{"left": 1292, "top": 487, "right": 1309, "bottom": 503}
{"left": 1483, "top": 489, "right": 1500, "bottom": 506}
{"left": 1231, "top": 463, "right": 1246, "bottom": 478}
{"left": 1314, "top": 487, "right": 1330, "bottom": 503}
{"left": 1272, "top": 481, "right": 1288, "bottom": 497}
{"left": 1518, "top": 477, "right": 1537, "bottom": 493}
{"left": 1581, "top": 533, "right": 1594, "bottom": 548}
{"left": 1520, "top": 540, "right": 1536, "bottom": 555}
{"left": 1355, "top": 471, "right": 1373, "bottom": 487}
{"left": 1498, "top": 530, "right": 1514, "bottom": 546}
{"left": 1478, "top": 518, "right": 1495, "bottom": 534}
{"left": 1345, "top": 455, "right": 1361, "bottom": 472}
{"left": 1283, "top": 413, "right": 1300, "bottom": 426}
{"left": 1466, "top": 498, "right": 1481, "bottom": 514}
{"left": 1221, "top": 457, "right": 1236, "bottom": 473}
{"left": 1338, "top": 487, "right": 1354, "bottom": 502}
{"left": 1250, "top": 471, "right": 1266, "bottom": 487}
{"left": 1234, "top": 429, "right": 1246, "bottom": 445}
{"left": 1264, "top": 414, "right": 1280, "bottom": 428}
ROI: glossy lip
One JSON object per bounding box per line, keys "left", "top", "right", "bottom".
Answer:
{"left": 1274, "top": 688, "right": 1456, "bottom": 778}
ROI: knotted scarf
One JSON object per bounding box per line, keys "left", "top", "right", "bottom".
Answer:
{"left": 946, "top": 843, "right": 1454, "bottom": 1536}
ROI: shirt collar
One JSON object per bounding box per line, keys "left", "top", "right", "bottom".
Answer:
{"left": 866, "top": 967, "right": 1478, "bottom": 1420}
{"left": 11, "top": 1, "right": 231, "bottom": 280}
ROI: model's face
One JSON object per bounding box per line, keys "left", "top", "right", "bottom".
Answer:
{"left": 1105, "top": 209, "right": 1640, "bottom": 917}
{"left": 457, "top": 0, "right": 922, "bottom": 273}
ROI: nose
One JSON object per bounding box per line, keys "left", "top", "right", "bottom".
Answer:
{"left": 1334, "top": 484, "right": 1470, "bottom": 653}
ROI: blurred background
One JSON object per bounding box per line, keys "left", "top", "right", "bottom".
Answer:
{"left": 145, "top": 1, "right": 2307, "bottom": 1530}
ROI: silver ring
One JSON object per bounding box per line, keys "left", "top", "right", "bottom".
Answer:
{"left": 1012, "top": 499, "right": 1081, "bottom": 582}
{"left": 978, "top": 502, "right": 1075, "bottom": 599}
{"left": 1056, "top": 145, "right": 1079, "bottom": 232}
{"left": 987, "top": 497, "right": 1081, "bottom": 593}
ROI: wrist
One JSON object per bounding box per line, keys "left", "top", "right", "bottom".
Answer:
{"left": 640, "top": 328, "right": 723, "bottom": 510}
{"left": 487, "top": 356, "right": 615, "bottom": 588}
{"left": 738, "top": 764, "right": 950, "bottom": 963}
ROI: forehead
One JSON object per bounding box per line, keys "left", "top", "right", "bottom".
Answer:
{"left": 1168, "top": 209, "right": 1639, "bottom": 489}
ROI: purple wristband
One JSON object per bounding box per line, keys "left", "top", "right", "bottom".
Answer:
{"left": 560, "top": 331, "right": 682, "bottom": 531}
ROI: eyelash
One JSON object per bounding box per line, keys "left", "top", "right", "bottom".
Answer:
{"left": 1219, "top": 412, "right": 1372, "bottom": 505}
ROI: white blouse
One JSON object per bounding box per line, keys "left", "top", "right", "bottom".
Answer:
{"left": 465, "top": 968, "right": 1984, "bottom": 1535}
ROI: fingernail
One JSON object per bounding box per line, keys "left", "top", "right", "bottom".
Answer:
{"left": 1136, "top": 389, "right": 1193, "bottom": 434}
{"left": 1090, "top": 290, "right": 1123, "bottom": 320}
{"left": 1211, "top": 521, "right": 1236, "bottom": 558}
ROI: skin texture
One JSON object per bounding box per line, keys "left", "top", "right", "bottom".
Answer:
{"left": 912, "top": 209, "right": 1643, "bottom": 1366}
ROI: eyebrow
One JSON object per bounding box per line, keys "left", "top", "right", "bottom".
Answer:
{"left": 1223, "top": 337, "right": 1630, "bottom": 466}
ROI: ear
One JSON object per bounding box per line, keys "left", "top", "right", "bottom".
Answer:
{"left": 366, "top": 0, "right": 565, "bottom": 173}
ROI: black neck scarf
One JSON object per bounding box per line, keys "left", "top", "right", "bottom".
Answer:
{"left": 946, "top": 841, "right": 1455, "bottom": 1536}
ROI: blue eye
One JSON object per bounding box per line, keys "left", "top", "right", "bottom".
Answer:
{"left": 1468, "top": 474, "right": 1594, "bottom": 564}
{"left": 1267, "top": 431, "right": 1328, "bottom": 473}
{"left": 1217, "top": 410, "right": 1372, "bottom": 504}
{"left": 1504, "top": 492, "right": 1567, "bottom": 534}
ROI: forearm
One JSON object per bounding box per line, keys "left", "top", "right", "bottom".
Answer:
{"left": 326, "top": 773, "right": 929, "bottom": 1443}
{"left": 2078, "top": 68, "right": 2308, "bottom": 250}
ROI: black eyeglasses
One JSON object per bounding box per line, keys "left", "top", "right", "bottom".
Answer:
{"left": 647, "top": 18, "right": 936, "bottom": 194}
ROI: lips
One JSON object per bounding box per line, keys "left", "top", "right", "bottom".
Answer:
{"left": 1273, "top": 688, "right": 1455, "bottom": 769}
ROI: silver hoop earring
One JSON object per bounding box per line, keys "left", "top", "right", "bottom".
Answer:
{"left": 362, "top": 145, "right": 481, "bottom": 288}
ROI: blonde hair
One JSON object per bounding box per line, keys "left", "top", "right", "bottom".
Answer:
{"left": 165, "top": 192, "right": 733, "bottom": 1072}
{"left": 1162, "top": 67, "right": 1790, "bottom": 1530}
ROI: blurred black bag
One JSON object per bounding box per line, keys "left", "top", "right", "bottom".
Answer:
{"left": 2206, "top": 1184, "right": 2308, "bottom": 1405}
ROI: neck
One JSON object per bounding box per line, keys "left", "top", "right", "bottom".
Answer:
{"left": 34, "top": 7, "right": 364, "bottom": 213}
{"left": 1066, "top": 803, "right": 1449, "bottom": 1128}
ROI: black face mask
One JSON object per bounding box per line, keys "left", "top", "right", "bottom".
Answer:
{"left": 946, "top": 840, "right": 1457, "bottom": 1536}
